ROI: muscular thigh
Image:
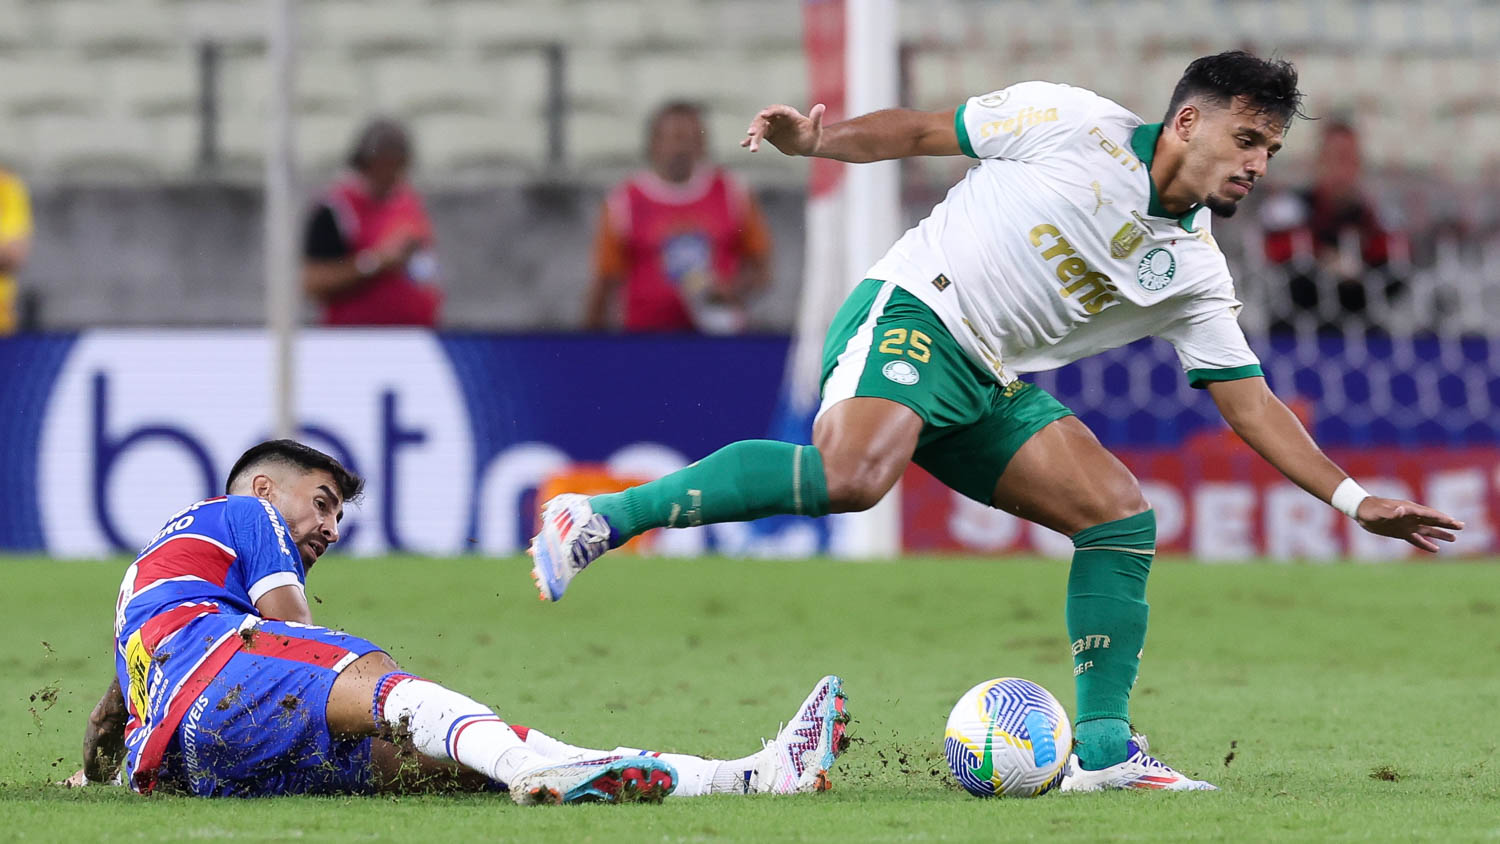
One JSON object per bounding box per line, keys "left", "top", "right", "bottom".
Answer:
{"left": 911, "top": 379, "right": 1073, "bottom": 505}
{"left": 989, "top": 416, "right": 1148, "bottom": 537}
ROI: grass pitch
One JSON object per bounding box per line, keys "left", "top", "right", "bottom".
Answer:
{"left": 2, "top": 554, "right": 1498, "bottom": 842}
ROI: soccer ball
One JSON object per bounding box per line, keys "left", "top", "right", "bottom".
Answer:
{"left": 943, "top": 677, "right": 1071, "bottom": 797}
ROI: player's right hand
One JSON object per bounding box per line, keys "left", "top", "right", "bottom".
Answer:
{"left": 1354, "top": 497, "right": 1463, "bottom": 553}
{"left": 742, "top": 103, "right": 826, "bottom": 156}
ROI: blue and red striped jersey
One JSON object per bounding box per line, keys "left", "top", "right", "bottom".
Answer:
{"left": 111, "top": 495, "right": 307, "bottom": 792}
{"left": 114, "top": 495, "right": 305, "bottom": 647}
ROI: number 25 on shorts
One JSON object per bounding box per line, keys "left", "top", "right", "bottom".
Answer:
{"left": 878, "top": 328, "right": 932, "bottom": 363}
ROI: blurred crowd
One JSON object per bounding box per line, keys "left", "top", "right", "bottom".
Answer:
{"left": 2, "top": 107, "right": 1498, "bottom": 337}
{"left": 298, "top": 103, "right": 771, "bottom": 334}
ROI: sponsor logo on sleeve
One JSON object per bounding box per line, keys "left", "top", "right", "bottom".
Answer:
{"left": 257, "top": 498, "right": 292, "bottom": 557}
{"left": 980, "top": 107, "right": 1060, "bottom": 139}
{"left": 1088, "top": 127, "right": 1144, "bottom": 172}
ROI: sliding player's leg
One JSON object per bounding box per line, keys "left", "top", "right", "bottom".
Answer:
{"left": 503, "top": 674, "right": 850, "bottom": 796}
{"left": 530, "top": 279, "right": 965, "bottom": 601}
{"left": 979, "top": 415, "right": 1214, "bottom": 790}
{"left": 329, "top": 651, "right": 675, "bottom": 804}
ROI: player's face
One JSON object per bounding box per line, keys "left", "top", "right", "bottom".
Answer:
{"left": 271, "top": 469, "right": 345, "bottom": 567}
{"left": 1181, "top": 97, "right": 1284, "bottom": 217}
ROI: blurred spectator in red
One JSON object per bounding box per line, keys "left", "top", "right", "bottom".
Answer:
{"left": 302, "top": 118, "right": 441, "bottom": 327}
{"left": 586, "top": 101, "right": 772, "bottom": 334}
{"left": 0, "top": 165, "right": 33, "bottom": 334}
{"left": 1258, "top": 121, "right": 1406, "bottom": 328}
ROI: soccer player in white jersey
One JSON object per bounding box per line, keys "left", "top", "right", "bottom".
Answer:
{"left": 529, "top": 52, "right": 1464, "bottom": 791}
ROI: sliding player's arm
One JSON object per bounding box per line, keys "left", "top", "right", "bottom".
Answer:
{"left": 256, "top": 584, "right": 313, "bottom": 625}
{"left": 742, "top": 103, "right": 961, "bottom": 162}
{"left": 70, "top": 675, "right": 126, "bottom": 785}
{"left": 1207, "top": 376, "right": 1464, "bottom": 551}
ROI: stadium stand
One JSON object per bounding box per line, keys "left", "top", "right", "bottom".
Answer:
{"left": 0, "top": 0, "right": 1493, "bottom": 181}
{"left": 0, "top": 0, "right": 1496, "bottom": 341}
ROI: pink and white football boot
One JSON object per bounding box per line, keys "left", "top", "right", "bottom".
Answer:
{"left": 750, "top": 675, "right": 851, "bottom": 794}
{"left": 529, "top": 494, "right": 613, "bottom": 602}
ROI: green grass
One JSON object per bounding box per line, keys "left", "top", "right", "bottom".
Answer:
{"left": 2, "top": 554, "right": 1498, "bottom": 842}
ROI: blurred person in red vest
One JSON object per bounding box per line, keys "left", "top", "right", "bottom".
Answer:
{"left": 586, "top": 101, "right": 773, "bottom": 334}
{"left": 1258, "top": 120, "right": 1406, "bottom": 329}
{"left": 302, "top": 119, "right": 441, "bottom": 327}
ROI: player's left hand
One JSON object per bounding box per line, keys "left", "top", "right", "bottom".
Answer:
{"left": 60, "top": 768, "right": 89, "bottom": 788}
{"left": 1354, "top": 497, "right": 1464, "bottom": 552}
{"left": 80, "top": 679, "right": 127, "bottom": 785}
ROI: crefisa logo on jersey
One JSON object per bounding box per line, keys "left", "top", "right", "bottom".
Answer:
{"left": 882, "top": 360, "right": 920, "bottom": 385}
{"left": 1136, "top": 247, "right": 1176, "bottom": 291}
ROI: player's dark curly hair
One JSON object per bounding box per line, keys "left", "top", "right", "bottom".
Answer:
{"left": 226, "top": 439, "right": 365, "bottom": 503}
{"left": 1163, "top": 51, "right": 1307, "bottom": 128}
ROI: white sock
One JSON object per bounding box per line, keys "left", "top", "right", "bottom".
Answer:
{"left": 514, "top": 726, "right": 609, "bottom": 763}
{"left": 378, "top": 676, "right": 550, "bottom": 785}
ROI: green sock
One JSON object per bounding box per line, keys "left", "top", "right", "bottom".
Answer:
{"left": 589, "top": 440, "right": 830, "bottom": 546}
{"left": 1066, "top": 509, "right": 1154, "bottom": 770}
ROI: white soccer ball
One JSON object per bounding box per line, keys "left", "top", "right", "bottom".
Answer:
{"left": 943, "top": 677, "right": 1071, "bottom": 797}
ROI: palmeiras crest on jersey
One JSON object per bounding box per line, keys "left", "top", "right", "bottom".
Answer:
{"left": 882, "top": 360, "right": 920, "bottom": 385}
{"left": 1135, "top": 247, "right": 1176, "bottom": 291}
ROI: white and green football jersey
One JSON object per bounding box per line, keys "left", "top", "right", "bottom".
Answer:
{"left": 865, "top": 81, "right": 1263, "bottom": 388}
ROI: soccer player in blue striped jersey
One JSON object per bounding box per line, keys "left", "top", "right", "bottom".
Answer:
{"left": 72, "top": 440, "right": 848, "bottom": 802}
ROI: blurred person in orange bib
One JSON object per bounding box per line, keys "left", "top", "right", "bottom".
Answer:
{"left": 302, "top": 119, "right": 442, "bottom": 327}
{"left": 0, "top": 165, "right": 34, "bottom": 334}
{"left": 586, "top": 101, "right": 773, "bottom": 334}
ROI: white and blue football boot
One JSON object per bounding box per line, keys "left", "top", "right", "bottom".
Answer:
{"left": 509, "top": 755, "right": 677, "bottom": 805}
{"left": 528, "top": 493, "right": 613, "bottom": 602}
{"left": 750, "top": 675, "right": 851, "bottom": 794}
{"left": 1060, "top": 733, "right": 1218, "bottom": 792}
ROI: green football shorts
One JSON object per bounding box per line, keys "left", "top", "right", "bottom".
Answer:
{"left": 818, "top": 278, "right": 1074, "bottom": 504}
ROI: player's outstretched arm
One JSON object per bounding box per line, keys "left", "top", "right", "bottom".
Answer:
{"left": 1207, "top": 376, "right": 1463, "bottom": 552}
{"left": 742, "top": 103, "right": 961, "bottom": 162}
{"left": 66, "top": 676, "right": 126, "bottom": 786}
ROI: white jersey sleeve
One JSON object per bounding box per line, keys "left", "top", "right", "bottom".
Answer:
{"left": 955, "top": 81, "right": 1104, "bottom": 162}
{"left": 1156, "top": 292, "right": 1264, "bottom": 388}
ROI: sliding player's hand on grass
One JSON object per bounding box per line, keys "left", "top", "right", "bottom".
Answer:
{"left": 1354, "top": 498, "right": 1463, "bottom": 552}
{"left": 742, "top": 103, "right": 825, "bottom": 156}
{"left": 79, "top": 677, "right": 127, "bottom": 785}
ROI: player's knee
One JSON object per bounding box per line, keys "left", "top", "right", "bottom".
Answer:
{"left": 358, "top": 650, "right": 402, "bottom": 675}
{"left": 338, "top": 651, "right": 402, "bottom": 688}
{"left": 1089, "top": 481, "right": 1151, "bottom": 527}
{"left": 823, "top": 461, "right": 899, "bottom": 513}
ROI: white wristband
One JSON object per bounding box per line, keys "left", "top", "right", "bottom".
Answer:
{"left": 1331, "top": 478, "right": 1370, "bottom": 519}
